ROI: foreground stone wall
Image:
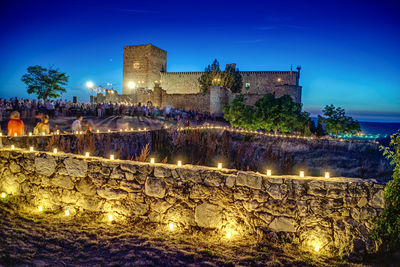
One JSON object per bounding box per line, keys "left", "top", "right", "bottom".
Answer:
{"left": 0, "top": 149, "right": 385, "bottom": 257}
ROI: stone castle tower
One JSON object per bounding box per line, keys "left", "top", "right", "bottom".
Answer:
{"left": 122, "top": 44, "right": 167, "bottom": 94}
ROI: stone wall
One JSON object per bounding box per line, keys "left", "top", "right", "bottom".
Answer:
{"left": 0, "top": 149, "right": 385, "bottom": 257}
{"left": 160, "top": 72, "right": 202, "bottom": 94}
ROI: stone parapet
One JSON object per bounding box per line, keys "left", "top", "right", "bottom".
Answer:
{"left": 0, "top": 149, "right": 386, "bottom": 257}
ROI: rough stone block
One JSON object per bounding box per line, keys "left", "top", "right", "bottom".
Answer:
{"left": 97, "top": 186, "right": 128, "bottom": 200}
{"left": 194, "top": 202, "right": 222, "bottom": 228}
{"left": 76, "top": 177, "right": 96, "bottom": 196}
{"left": 35, "top": 156, "right": 56, "bottom": 176}
{"left": 154, "top": 166, "right": 171, "bottom": 178}
{"left": 145, "top": 177, "right": 166, "bottom": 198}
{"left": 189, "top": 184, "right": 211, "bottom": 200}
{"left": 51, "top": 175, "right": 74, "bottom": 190}
{"left": 268, "top": 217, "right": 297, "bottom": 232}
{"left": 370, "top": 190, "right": 384, "bottom": 209}
{"left": 236, "top": 172, "right": 262, "bottom": 189}
{"left": 225, "top": 175, "right": 236, "bottom": 188}
{"left": 64, "top": 157, "right": 88, "bottom": 178}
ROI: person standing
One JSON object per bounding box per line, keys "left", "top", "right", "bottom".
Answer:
{"left": 72, "top": 115, "right": 83, "bottom": 132}
{"left": 7, "top": 111, "right": 25, "bottom": 136}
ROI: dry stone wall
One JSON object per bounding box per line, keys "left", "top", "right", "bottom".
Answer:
{"left": 0, "top": 149, "right": 386, "bottom": 258}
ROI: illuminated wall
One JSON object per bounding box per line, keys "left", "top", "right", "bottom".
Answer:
{"left": 0, "top": 149, "right": 385, "bottom": 257}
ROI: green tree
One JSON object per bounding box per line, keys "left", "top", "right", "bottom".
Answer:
{"left": 321, "top": 104, "right": 361, "bottom": 137}
{"left": 316, "top": 115, "right": 325, "bottom": 137}
{"left": 21, "top": 65, "right": 68, "bottom": 100}
{"left": 223, "top": 94, "right": 256, "bottom": 129}
{"left": 372, "top": 130, "right": 400, "bottom": 251}
{"left": 198, "top": 59, "right": 242, "bottom": 93}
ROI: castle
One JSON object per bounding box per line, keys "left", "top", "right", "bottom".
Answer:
{"left": 96, "top": 43, "right": 302, "bottom": 114}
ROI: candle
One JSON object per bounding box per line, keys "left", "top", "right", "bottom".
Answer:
{"left": 217, "top": 163, "right": 222, "bottom": 169}
{"left": 267, "top": 170, "right": 272, "bottom": 176}
{"left": 299, "top": 171, "right": 305, "bottom": 178}
{"left": 65, "top": 210, "right": 70, "bottom": 216}
{"left": 53, "top": 148, "right": 58, "bottom": 154}
{"left": 28, "top": 132, "right": 32, "bottom": 136}
{"left": 14, "top": 133, "right": 17, "bottom": 137}
{"left": 96, "top": 129, "right": 99, "bottom": 133}
{"left": 85, "top": 152, "right": 90, "bottom": 158}
{"left": 11, "top": 145, "right": 15, "bottom": 150}
{"left": 324, "top": 172, "right": 330, "bottom": 178}
{"left": 110, "top": 154, "right": 114, "bottom": 160}
{"left": 29, "top": 147, "right": 34, "bottom": 152}
{"left": 150, "top": 158, "right": 155, "bottom": 164}
{"left": 38, "top": 206, "right": 43, "bottom": 212}
{"left": 177, "top": 161, "right": 182, "bottom": 167}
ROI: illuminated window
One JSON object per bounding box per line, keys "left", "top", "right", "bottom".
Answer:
{"left": 277, "top": 77, "right": 282, "bottom": 82}
{"left": 245, "top": 82, "right": 250, "bottom": 88}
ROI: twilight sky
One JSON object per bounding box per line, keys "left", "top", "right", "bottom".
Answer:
{"left": 0, "top": 0, "right": 399, "bottom": 122}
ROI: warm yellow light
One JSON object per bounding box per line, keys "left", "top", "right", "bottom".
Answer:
{"left": 96, "top": 129, "right": 99, "bottom": 133}
{"left": 11, "top": 145, "right": 15, "bottom": 150}
{"left": 108, "top": 129, "right": 111, "bottom": 133}
{"left": 42, "top": 132, "right": 45, "bottom": 136}
{"left": 79, "top": 131, "right": 83, "bottom": 134}
{"left": 28, "top": 132, "right": 32, "bottom": 136}
{"left": 267, "top": 169, "right": 272, "bottom": 176}
{"left": 217, "top": 163, "right": 222, "bottom": 169}
{"left": 128, "top": 81, "right": 135, "bottom": 89}
{"left": 38, "top": 206, "right": 43, "bottom": 212}
{"left": 0, "top": 133, "right": 2, "bottom": 136}
{"left": 86, "top": 81, "right": 94, "bottom": 88}
{"left": 299, "top": 171, "right": 305, "bottom": 178}
{"left": 150, "top": 158, "right": 155, "bottom": 164}
{"left": 226, "top": 232, "right": 231, "bottom": 239}
{"left": 56, "top": 130, "right": 60, "bottom": 135}
{"left": 169, "top": 223, "right": 174, "bottom": 230}
{"left": 324, "top": 172, "right": 330, "bottom": 178}
{"left": 130, "top": 128, "right": 133, "bottom": 131}
{"left": 85, "top": 152, "right": 90, "bottom": 158}
{"left": 29, "top": 147, "right": 34, "bottom": 152}
{"left": 110, "top": 155, "right": 114, "bottom": 160}
{"left": 75, "top": 131, "right": 78, "bottom": 134}
{"left": 65, "top": 210, "right": 70, "bottom": 216}
{"left": 1, "top": 192, "right": 5, "bottom": 198}
{"left": 177, "top": 161, "right": 182, "bottom": 167}
{"left": 53, "top": 148, "right": 58, "bottom": 154}
{"left": 14, "top": 133, "right": 17, "bottom": 137}
{"left": 108, "top": 214, "right": 113, "bottom": 222}
{"left": 314, "top": 245, "right": 320, "bottom": 252}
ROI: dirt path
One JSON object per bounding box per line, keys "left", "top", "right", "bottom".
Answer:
{"left": 0, "top": 201, "right": 382, "bottom": 267}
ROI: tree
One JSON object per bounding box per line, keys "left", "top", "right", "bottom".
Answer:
{"left": 321, "top": 104, "right": 361, "bottom": 137}
{"left": 21, "top": 65, "right": 68, "bottom": 100}
{"left": 224, "top": 93, "right": 311, "bottom": 134}
{"left": 316, "top": 115, "right": 325, "bottom": 137}
{"left": 198, "top": 59, "right": 242, "bottom": 93}
{"left": 372, "top": 130, "right": 400, "bottom": 251}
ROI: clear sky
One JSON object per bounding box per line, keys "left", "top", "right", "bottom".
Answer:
{"left": 0, "top": 0, "right": 399, "bottom": 122}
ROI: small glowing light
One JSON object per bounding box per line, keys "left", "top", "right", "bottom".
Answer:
{"left": 79, "top": 131, "right": 83, "bottom": 134}
{"left": 226, "top": 232, "right": 231, "bottom": 239}
{"left": 14, "top": 133, "right": 17, "bottom": 137}
{"left": 53, "top": 148, "right": 58, "bottom": 154}
{"left": 1, "top": 192, "right": 5, "bottom": 198}
{"left": 108, "top": 214, "right": 113, "bottom": 222}
{"left": 0, "top": 133, "right": 2, "bottom": 136}
{"left": 169, "top": 223, "right": 174, "bottom": 230}
{"left": 42, "top": 132, "right": 45, "bottom": 136}
{"left": 29, "top": 147, "right": 34, "bottom": 152}
{"left": 299, "top": 171, "right": 305, "bottom": 178}
{"left": 108, "top": 129, "right": 111, "bottom": 133}
{"left": 75, "top": 131, "right": 79, "bottom": 134}
{"left": 56, "top": 130, "right": 60, "bottom": 135}
{"left": 124, "top": 129, "right": 128, "bottom": 132}
{"left": 138, "top": 128, "right": 141, "bottom": 131}
{"left": 96, "top": 129, "right": 99, "bottom": 133}
{"left": 267, "top": 169, "right": 272, "bottom": 176}
{"left": 150, "top": 158, "right": 155, "bottom": 164}
{"left": 130, "top": 128, "right": 133, "bottom": 131}
{"left": 144, "top": 128, "right": 147, "bottom": 131}
{"left": 85, "top": 152, "right": 90, "bottom": 158}
{"left": 314, "top": 245, "right": 320, "bottom": 252}
{"left": 38, "top": 206, "right": 43, "bottom": 212}
{"left": 65, "top": 210, "right": 70, "bottom": 216}
{"left": 324, "top": 172, "right": 330, "bottom": 178}
{"left": 86, "top": 81, "right": 94, "bottom": 88}
{"left": 110, "top": 154, "right": 114, "bottom": 160}
{"left": 177, "top": 161, "right": 182, "bottom": 167}
{"left": 11, "top": 145, "right": 15, "bottom": 150}
{"left": 29, "top": 132, "right": 32, "bottom": 136}
{"left": 217, "top": 163, "right": 222, "bottom": 169}
{"left": 120, "top": 129, "right": 123, "bottom": 132}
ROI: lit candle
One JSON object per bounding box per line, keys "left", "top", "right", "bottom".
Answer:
{"left": 96, "top": 129, "right": 99, "bottom": 133}
{"left": 38, "top": 206, "right": 43, "bottom": 212}
{"left": 110, "top": 154, "right": 114, "bottom": 160}
{"left": 56, "top": 130, "right": 60, "bottom": 135}
{"left": 177, "top": 161, "right": 182, "bottom": 167}
{"left": 79, "top": 131, "right": 83, "bottom": 134}
{"left": 130, "top": 128, "right": 133, "bottom": 131}
{"left": 42, "top": 132, "right": 45, "bottom": 136}
{"left": 11, "top": 145, "right": 15, "bottom": 150}
{"left": 324, "top": 172, "right": 330, "bottom": 178}
{"left": 217, "top": 163, "right": 222, "bottom": 169}
{"left": 120, "top": 129, "right": 122, "bottom": 132}
{"left": 169, "top": 223, "right": 174, "bottom": 230}
{"left": 75, "top": 131, "right": 78, "bottom": 134}
{"left": 65, "top": 210, "right": 70, "bottom": 216}
{"left": 299, "top": 171, "right": 305, "bottom": 178}
{"left": 108, "top": 129, "right": 111, "bottom": 133}
{"left": 85, "top": 152, "right": 90, "bottom": 158}
{"left": 0, "top": 133, "right": 2, "bottom": 136}
{"left": 29, "top": 147, "right": 34, "bottom": 152}
{"left": 314, "top": 245, "right": 320, "bottom": 252}
{"left": 53, "top": 148, "right": 58, "bottom": 154}
{"left": 1, "top": 192, "right": 5, "bottom": 198}
{"left": 226, "top": 232, "right": 231, "bottom": 239}
{"left": 108, "top": 214, "right": 113, "bottom": 222}
{"left": 150, "top": 158, "right": 155, "bottom": 164}
{"left": 14, "top": 133, "right": 17, "bottom": 137}
{"left": 267, "top": 170, "right": 272, "bottom": 176}
{"left": 28, "top": 132, "right": 32, "bottom": 136}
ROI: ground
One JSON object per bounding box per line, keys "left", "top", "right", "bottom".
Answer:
{"left": 0, "top": 200, "right": 389, "bottom": 267}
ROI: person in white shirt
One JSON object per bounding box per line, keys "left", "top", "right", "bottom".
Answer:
{"left": 72, "top": 116, "right": 83, "bottom": 132}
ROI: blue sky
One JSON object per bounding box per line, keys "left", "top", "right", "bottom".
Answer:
{"left": 0, "top": 0, "right": 399, "bottom": 122}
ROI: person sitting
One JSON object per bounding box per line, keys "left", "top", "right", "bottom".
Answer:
{"left": 72, "top": 115, "right": 83, "bottom": 132}
{"left": 34, "top": 115, "right": 50, "bottom": 135}
{"left": 81, "top": 119, "right": 92, "bottom": 133}
{"left": 7, "top": 111, "right": 25, "bottom": 136}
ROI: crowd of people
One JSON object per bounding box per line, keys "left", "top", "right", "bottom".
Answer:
{"left": 0, "top": 97, "right": 220, "bottom": 136}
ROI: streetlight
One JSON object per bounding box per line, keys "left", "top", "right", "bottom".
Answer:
{"left": 86, "top": 81, "right": 94, "bottom": 88}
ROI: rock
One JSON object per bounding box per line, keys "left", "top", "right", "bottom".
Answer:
{"left": 64, "top": 157, "right": 87, "bottom": 177}
{"left": 225, "top": 175, "right": 236, "bottom": 188}
{"left": 9, "top": 161, "right": 21, "bottom": 173}
{"left": 120, "top": 180, "right": 142, "bottom": 192}
{"left": 165, "top": 204, "right": 196, "bottom": 226}
{"left": 35, "top": 156, "right": 56, "bottom": 176}
{"left": 269, "top": 217, "right": 297, "bottom": 232}
{"left": 257, "top": 212, "right": 274, "bottom": 224}
{"left": 189, "top": 184, "right": 211, "bottom": 200}
{"left": 77, "top": 195, "right": 104, "bottom": 211}
{"left": 97, "top": 186, "right": 128, "bottom": 200}
{"left": 76, "top": 177, "right": 97, "bottom": 196}
{"left": 203, "top": 172, "right": 223, "bottom": 187}
{"left": 357, "top": 197, "right": 368, "bottom": 208}
{"left": 120, "top": 163, "right": 137, "bottom": 173}
{"left": 370, "top": 190, "right": 384, "bottom": 209}
{"left": 150, "top": 199, "right": 172, "bottom": 213}
{"left": 110, "top": 167, "right": 125, "bottom": 179}
{"left": 266, "top": 184, "right": 285, "bottom": 200}
{"left": 51, "top": 175, "right": 74, "bottom": 190}
{"left": 194, "top": 203, "right": 222, "bottom": 228}
{"left": 154, "top": 167, "right": 171, "bottom": 178}
{"left": 236, "top": 172, "right": 262, "bottom": 189}
{"left": 145, "top": 177, "right": 166, "bottom": 198}
{"left": 177, "top": 168, "right": 202, "bottom": 183}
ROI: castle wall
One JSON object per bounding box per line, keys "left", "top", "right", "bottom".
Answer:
{"left": 160, "top": 72, "right": 202, "bottom": 94}
{"left": 0, "top": 148, "right": 385, "bottom": 257}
